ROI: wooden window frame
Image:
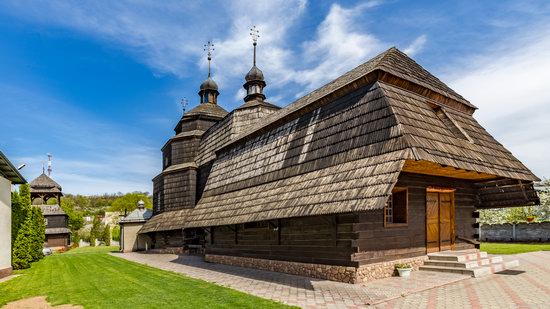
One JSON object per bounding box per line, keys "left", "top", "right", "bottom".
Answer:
{"left": 384, "top": 187, "right": 408, "bottom": 228}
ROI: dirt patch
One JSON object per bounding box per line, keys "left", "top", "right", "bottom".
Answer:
{"left": 2, "top": 296, "right": 83, "bottom": 309}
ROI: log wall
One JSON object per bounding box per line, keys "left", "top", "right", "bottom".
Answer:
{"left": 205, "top": 172, "right": 478, "bottom": 267}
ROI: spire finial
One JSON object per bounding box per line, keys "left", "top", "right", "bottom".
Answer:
{"left": 250, "top": 26, "right": 260, "bottom": 66}
{"left": 203, "top": 41, "right": 214, "bottom": 77}
{"left": 180, "top": 97, "right": 188, "bottom": 113}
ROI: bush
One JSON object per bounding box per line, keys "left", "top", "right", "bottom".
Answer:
{"left": 103, "top": 224, "right": 111, "bottom": 246}
{"left": 112, "top": 225, "right": 120, "bottom": 242}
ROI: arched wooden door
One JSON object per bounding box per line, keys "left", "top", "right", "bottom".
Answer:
{"left": 426, "top": 189, "right": 455, "bottom": 253}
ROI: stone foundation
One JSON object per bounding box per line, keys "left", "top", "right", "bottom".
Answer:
{"left": 205, "top": 254, "right": 429, "bottom": 284}
{"left": 0, "top": 266, "right": 12, "bottom": 279}
{"left": 146, "top": 247, "right": 185, "bottom": 255}
{"left": 355, "top": 256, "right": 428, "bottom": 283}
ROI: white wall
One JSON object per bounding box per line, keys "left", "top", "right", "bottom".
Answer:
{"left": 0, "top": 176, "right": 12, "bottom": 272}
{"left": 121, "top": 223, "right": 151, "bottom": 252}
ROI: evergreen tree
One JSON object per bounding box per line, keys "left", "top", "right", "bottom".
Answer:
{"left": 11, "top": 191, "right": 23, "bottom": 244}
{"left": 103, "top": 224, "right": 111, "bottom": 246}
{"left": 30, "top": 207, "right": 46, "bottom": 262}
{"left": 90, "top": 216, "right": 101, "bottom": 247}
{"left": 19, "top": 184, "right": 31, "bottom": 210}
{"left": 12, "top": 215, "right": 34, "bottom": 269}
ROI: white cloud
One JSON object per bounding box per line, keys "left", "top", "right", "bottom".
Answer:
{"left": 1, "top": 83, "right": 158, "bottom": 195}
{"left": 292, "top": 3, "right": 385, "bottom": 94}
{"left": 403, "top": 34, "right": 427, "bottom": 56}
{"left": 448, "top": 26, "right": 550, "bottom": 179}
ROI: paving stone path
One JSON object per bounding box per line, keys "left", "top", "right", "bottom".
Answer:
{"left": 113, "top": 251, "right": 550, "bottom": 308}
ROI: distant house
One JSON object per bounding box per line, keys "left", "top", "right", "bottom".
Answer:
{"left": 29, "top": 173, "right": 71, "bottom": 249}
{"left": 119, "top": 200, "right": 152, "bottom": 252}
{"left": 139, "top": 47, "right": 539, "bottom": 283}
{"left": 0, "top": 151, "right": 26, "bottom": 279}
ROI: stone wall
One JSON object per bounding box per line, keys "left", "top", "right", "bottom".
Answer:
{"left": 355, "top": 256, "right": 428, "bottom": 283}
{"left": 481, "top": 222, "right": 550, "bottom": 242}
{"left": 205, "top": 254, "right": 428, "bottom": 284}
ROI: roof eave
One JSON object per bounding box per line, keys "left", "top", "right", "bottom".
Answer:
{"left": 0, "top": 151, "right": 26, "bottom": 184}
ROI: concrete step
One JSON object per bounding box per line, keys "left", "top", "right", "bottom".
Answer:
{"left": 419, "top": 259, "right": 519, "bottom": 278}
{"left": 428, "top": 250, "right": 487, "bottom": 262}
{"left": 423, "top": 256, "right": 503, "bottom": 269}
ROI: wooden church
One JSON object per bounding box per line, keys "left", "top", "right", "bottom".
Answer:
{"left": 139, "top": 33, "right": 539, "bottom": 283}
{"left": 29, "top": 166, "right": 71, "bottom": 249}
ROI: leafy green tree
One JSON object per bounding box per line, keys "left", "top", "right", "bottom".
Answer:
{"left": 109, "top": 193, "right": 152, "bottom": 213}
{"left": 112, "top": 225, "right": 121, "bottom": 242}
{"left": 29, "top": 207, "right": 46, "bottom": 262}
{"left": 60, "top": 197, "right": 84, "bottom": 233}
{"left": 103, "top": 224, "right": 111, "bottom": 246}
{"left": 79, "top": 227, "right": 91, "bottom": 243}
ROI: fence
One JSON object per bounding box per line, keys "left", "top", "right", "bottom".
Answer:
{"left": 480, "top": 222, "right": 550, "bottom": 242}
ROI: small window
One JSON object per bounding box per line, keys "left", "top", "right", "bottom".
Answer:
{"left": 44, "top": 218, "right": 48, "bottom": 226}
{"left": 243, "top": 221, "right": 268, "bottom": 229}
{"left": 384, "top": 187, "right": 408, "bottom": 227}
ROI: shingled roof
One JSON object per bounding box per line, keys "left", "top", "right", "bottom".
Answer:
{"left": 139, "top": 208, "right": 191, "bottom": 234}
{"left": 29, "top": 173, "right": 62, "bottom": 194}
{"left": 180, "top": 48, "right": 538, "bottom": 228}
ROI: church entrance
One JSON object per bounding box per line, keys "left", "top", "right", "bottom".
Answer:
{"left": 426, "top": 188, "right": 455, "bottom": 253}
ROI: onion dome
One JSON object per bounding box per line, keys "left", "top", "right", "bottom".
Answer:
{"left": 245, "top": 65, "right": 264, "bottom": 82}
{"left": 200, "top": 76, "right": 219, "bottom": 91}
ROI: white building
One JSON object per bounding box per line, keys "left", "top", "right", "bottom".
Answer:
{"left": 119, "top": 200, "right": 152, "bottom": 252}
{"left": 0, "top": 151, "right": 26, "bottom": 278}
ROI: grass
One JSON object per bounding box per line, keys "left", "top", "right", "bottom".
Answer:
{"left": 480, "top": 242, "right": 550, "bottom": 255}
{"left": 0, "top": 246, "right": 294, "bottom": 309}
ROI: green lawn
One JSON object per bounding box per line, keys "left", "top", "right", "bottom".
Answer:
{"left": 480, "top": 242, "right": 550, "bottom": 255}
{"left": 0, "top": 246, "right": 294, "bottom": 309}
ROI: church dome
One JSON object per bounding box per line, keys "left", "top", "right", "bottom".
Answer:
{"left": 200, "top": 77, "right": 218, "bottom": 91}
{"left": 245, "top": 65, "right": 264, "bottom": 82}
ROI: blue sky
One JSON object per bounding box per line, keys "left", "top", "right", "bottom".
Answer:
{"left": 1, "top": 0, "right": 549, "bottom": 194}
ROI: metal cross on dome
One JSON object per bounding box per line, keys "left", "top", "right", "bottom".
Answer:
{"left": 203, "top": 41, "right": 214, "bottom": 77}
{"left": 250, "top": 26, "right": 260, "bottom": 66}
{"left": 250, "top": 26, "right": 260, "bottom": 45}
{"left": 180, "top": 97, "right": 188, "bottom": 113}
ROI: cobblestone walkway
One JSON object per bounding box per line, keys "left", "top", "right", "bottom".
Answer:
{"left": 112, "top": 251, "right": 550, "bottom": 308}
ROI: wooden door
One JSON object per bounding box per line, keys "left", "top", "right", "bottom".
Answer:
{"left": 426, "top": 192, "right": 440, "bottom": 253}
{"left": 426, "top": 190, "right": 455, "bottom": 253}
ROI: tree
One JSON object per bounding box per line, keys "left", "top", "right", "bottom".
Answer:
{"left": 29, "top": 207, "right": 46, "bottom": 262}
{"left": 112, "top": 225, "right": 121, "bottom": 242}
{"left": 109, "top": 192, "right": 152, "bottom": 213}
{"left": 11, "top": 215, "right": 34, "bottom": 269}
{"left": 59, "top": 197, "right": 84, "bottom": 233}
{"left": 103, "top": 224, "right": 111, "bottom": 246}
{"left": 11, "top": 190, "right": 24, "bottom": 244}
{"left": 90, "top": 216, "right": 102, "bottom": 247}
{"left": 19, "top": 184, "right": 31, "bottom": 210}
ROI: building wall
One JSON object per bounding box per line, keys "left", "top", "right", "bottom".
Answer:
{"left": 207, "top": 213, "right": 358, "bottom": 266}
{"left": 45, "top": 215, "right": 67, "bottom": 229}
{"left": 205, "top": 172, "right": 478, "bottom": 269}
{"left": 0, "top": 176, "right": 12, "bottom": 278}
{"left": 352, "top": 172, "right": 477, "bottom": 265}
{"left": 45, "top": 234, "right": 70, "bottom": 248}
{"left": 162, "top": 169, "right": 197, "bottom": 212}
{"left": 121, "top": 222, "right": 152, "bottom": 252}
